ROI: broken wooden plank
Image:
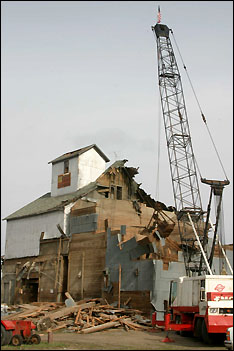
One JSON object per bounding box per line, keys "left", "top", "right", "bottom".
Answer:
{"left": 79, "top": 320, "right": 120, "bottom": 334}
{"left": 74, "top": 308, "right": 81, "bottom": 325}
{"left": 54, "top": 237, "right": 62, "bottom": 289}
{"left": 20, "top": 308, "right": 44, "bottom": 318}
{"left": 81, "top": 252, "right": 85, "bottom": 299}
{"left": 118, "top": 264, "right": 121, "bottom": 308}
{"left": 65, "top": 292, "right": 75, "bottom": 301}
{"left": 3, "top": 305, "right": 42, "bottom": 320}
{"left": 165, "top": 237, "right": 181, "bottom": 251}
{"left": 17, "top": 304, "right": 38, "bottom": 310}
{"left": 124, "top": 297, "right": 131, "bottom": 306}
{"left": 39, "top": 301, "right": 95, "bottom": 322}
{"left": 50, "top": 323, "right": 68, "bottom": 332}
{"left": 93, "top": 317, "right": 105, "bottom": 324}
{"left": 124, "top": 323, "right": 130, "bottom": 332}
{"left": 121, "top": 318, "right": 147, "bottom": 330}
{"left": 120, "top": 319, "right": 138, "bottom": 331}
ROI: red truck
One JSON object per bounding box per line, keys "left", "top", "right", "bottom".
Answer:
{"left": 152, "top": 274, "right": 233, "bottom": 344}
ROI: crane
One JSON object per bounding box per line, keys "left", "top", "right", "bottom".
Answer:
{"left": 151, "top": 20, "right": 230, "bottom": 277}
{"left": 151, "top": 14, "right": 233, "bottom": 343}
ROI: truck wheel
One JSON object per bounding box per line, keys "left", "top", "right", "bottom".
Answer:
{"left": 1, "top": 325, "right": 6, "bottom": 346}
{"left": 29, "top": 333, "right": 41, "bottom": 344}
{"left": 194, "top": 318, "right": 202, "bottom": 339}
{"left": 201, "top": 320, "right": 213, "bottom": 345}
{"left": 11, "top": 334, "right": 23, "bottom": 346}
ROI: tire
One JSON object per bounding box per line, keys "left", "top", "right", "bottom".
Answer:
{"left": 29, "top": 333, "right": 41, "bottom": 344}
{"left": 5, "top": 330, "right": 13, "bottom": 345}
{"left": 11, "top": 334, "right": 23, "bottom": 346}
{"left": 1, "top": 325, "right": 6, "bottom": 346}
{"left": 201, "top": 320, "right": 213, "bottom": 345}
{"left": 194, "top": 318, "right": 203, "bottom": 339}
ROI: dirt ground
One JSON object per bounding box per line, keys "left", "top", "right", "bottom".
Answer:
{"left": 2, "top": 328, "right": 227, "bottom": 350}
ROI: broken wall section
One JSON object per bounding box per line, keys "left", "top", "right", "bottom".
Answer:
{"left": 68, "top": 232, "right": 106, "bottom": 301}
{"left": 103, "top": 228, "right": 155, "bottom": 317}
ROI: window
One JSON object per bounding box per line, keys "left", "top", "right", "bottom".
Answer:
{"left": 64, "top": 160, "right": 69, "bottom": 173}
{"left": 58, "top": 173, "right": 71, "bottom": 188}
{"left": 110, "top": 186, "right": 115, "bottom": 199}
{"left": 117, "top": 186, "right": 122, "bottom": 200}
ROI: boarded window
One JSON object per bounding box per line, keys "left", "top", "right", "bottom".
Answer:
{"left": 58, "top": 173, "right": 71, "bottom": 188}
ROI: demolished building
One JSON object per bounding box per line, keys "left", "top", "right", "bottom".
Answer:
{"left": 2, "top": 144, "right": 233, "bottom": 318}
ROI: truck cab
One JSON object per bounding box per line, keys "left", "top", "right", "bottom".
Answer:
{"left": 168, "top": 275, "right": 233, "bottom": 336}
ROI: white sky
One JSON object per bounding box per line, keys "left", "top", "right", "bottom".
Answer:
{"left": 1, "top": 1, "right": 233, "bottom": 254}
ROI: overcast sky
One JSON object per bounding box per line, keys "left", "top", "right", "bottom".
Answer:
{"left": 1, "top": 1, "right": 233, "bottom": 254}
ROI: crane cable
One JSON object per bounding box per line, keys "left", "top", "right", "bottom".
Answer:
{"left": 170, "top": 29, "right": 229, "bottom": 181}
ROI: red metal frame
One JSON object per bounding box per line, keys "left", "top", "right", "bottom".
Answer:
{"left": 152, "top": 312, "right": 193, "bottom": 332}
{"left": 206, "top": 315, "right": 233, "bottom": 334}
{"left": 152, "top": 309, "right": 233, "bottom": 335}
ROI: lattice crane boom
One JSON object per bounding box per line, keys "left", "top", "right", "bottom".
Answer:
{"left": 152, "top": 23, "right": 208, "bottom": 276}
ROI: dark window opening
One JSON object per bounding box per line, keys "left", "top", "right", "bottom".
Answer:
{"left": 64, "top": 160, "right": 69, "bottom": 173}
{"left": 117, "top": 186, "right": 122, "bottom": 200}
{"left": 62, "top": 255, "right": 68, "bottom": 301}
{"left": 22, "top": 278, "right": 38, "bottom": 303}
{"left": 110, "top": 186, "right": 115, "bottom": 199}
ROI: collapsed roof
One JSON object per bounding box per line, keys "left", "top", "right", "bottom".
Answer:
{"left": 4, "top": 160, "right": 169, "bottom": 221}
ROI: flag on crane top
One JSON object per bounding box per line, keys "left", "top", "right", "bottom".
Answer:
{"left": 157, "top": 6, "right": 161, "bottom": 23}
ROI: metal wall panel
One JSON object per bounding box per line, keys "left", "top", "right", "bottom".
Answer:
{"left": 5, "top": 211, "right": 64, "bottom": 259}
{"left": 105, "top": 228, "right": 154, "bottom": 291}
{"left": 77, "top": 149, "right": 106, "bottom": 190}
{"left": 70, "top": 213, "right": 98, "bottom": 234}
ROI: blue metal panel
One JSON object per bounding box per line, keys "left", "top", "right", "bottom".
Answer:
{"left": 105, "top": 227, "right": 154, "bottom": 291}
{"left": 70, "top": 213, "right": 98, "bottom": 234}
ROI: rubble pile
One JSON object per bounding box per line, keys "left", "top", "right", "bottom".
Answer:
{"left": 2, "top": 297, "right": 154, "bottom": 334}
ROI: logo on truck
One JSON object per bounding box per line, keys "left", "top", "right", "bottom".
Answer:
{"left": 214, "top": 284, "right": 225, "bottom": 292}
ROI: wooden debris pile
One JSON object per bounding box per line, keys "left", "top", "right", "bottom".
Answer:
{"left": 3, "top": 298, "right": 154, "bottom": 334}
